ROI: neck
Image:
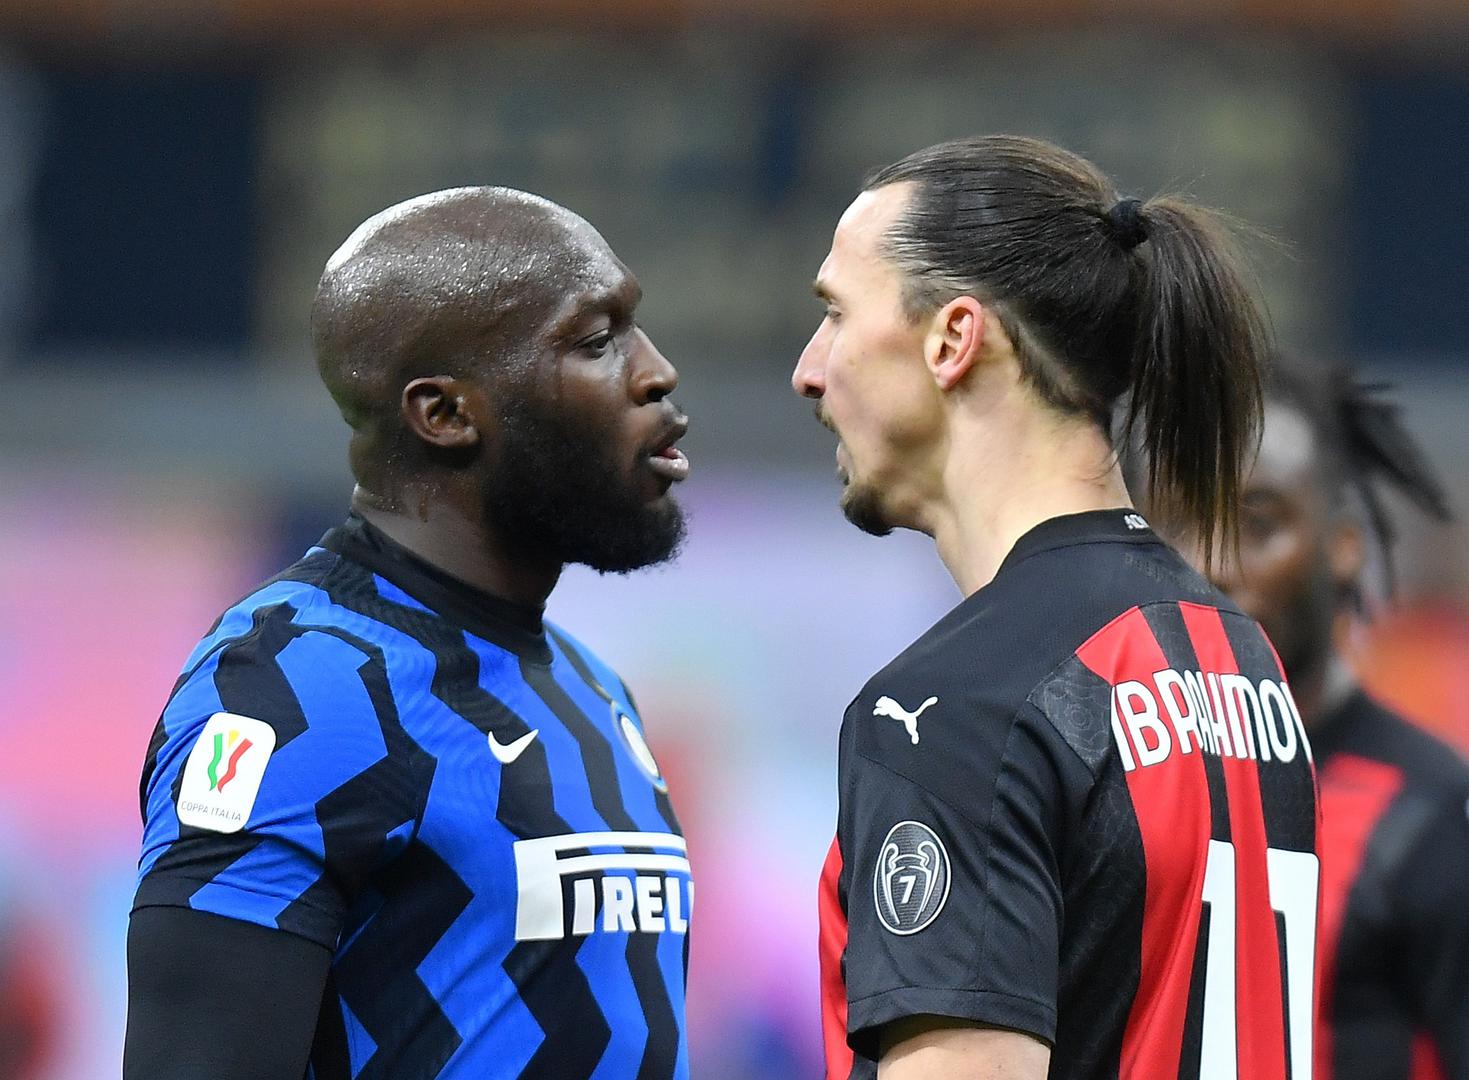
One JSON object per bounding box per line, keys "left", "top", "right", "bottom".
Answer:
{"left": 351, "top": 485, "right": 562, "bottom": 610}
{"left": 923, "top": 404, "right": 1132, "bottom": 596}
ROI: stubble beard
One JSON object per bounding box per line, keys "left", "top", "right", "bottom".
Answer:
{"left": 839, "top": 472, "right": 893, "bottom": 538}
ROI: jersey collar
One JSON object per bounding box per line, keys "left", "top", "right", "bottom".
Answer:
{"left": 996, "top": 508, "right": 1161, "bottom": 579}
{"left": 322, "top": 514, "right": 553, "bottom": 664}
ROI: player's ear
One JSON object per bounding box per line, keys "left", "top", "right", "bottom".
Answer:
{"left": 402, "top": 376, "right": 483, "bottom": 451}
{"left": 923, "top": 295, "right": 986, "bottom": 391}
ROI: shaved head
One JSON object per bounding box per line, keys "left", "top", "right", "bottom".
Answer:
{"left": 311, "top": 186, "right": 621, "bottom": 450}
{"left": 310, "top": 186, "right": 687, "bottom": 575}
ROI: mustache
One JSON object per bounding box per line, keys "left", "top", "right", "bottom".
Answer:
{"left": 647, "top": 409, "right": 690, "bottom": 455}
{"left": 813, "top": 404, "right": 836, "bottom": 434}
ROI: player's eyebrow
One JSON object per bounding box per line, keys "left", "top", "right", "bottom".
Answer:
{"left": 555, "top": 277, "right": 643, "bottom": 332}
{"left": 812, "top": 279, "right": 836, "bottom": 303}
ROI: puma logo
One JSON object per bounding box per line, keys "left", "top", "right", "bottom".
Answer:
{"left": 873, "top": 696, "right": 938, "bottom": 745}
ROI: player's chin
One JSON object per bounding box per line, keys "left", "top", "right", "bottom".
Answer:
{"left": 636, "top": 457, "right": 689, "bottom": 502}
{"left": 840, "top": 481, "right": 894, "bottom": 538}
{"left": 578, "top": 500, "right": 687, "bottom": 573}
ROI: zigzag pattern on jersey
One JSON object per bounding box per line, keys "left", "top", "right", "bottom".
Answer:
{"left": 296, "top": 550, "right": 683, "bottom": 1080}
{"left": 140, "top": 541, "right": 686, "bottom": 1080}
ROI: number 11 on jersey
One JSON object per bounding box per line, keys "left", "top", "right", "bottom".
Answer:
{"left": 1198, "top": 840, "right": 1319, "bottom": 1079}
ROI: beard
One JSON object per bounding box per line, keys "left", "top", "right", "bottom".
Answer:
{"left": 821, "top": 405, "right": 894, "bottom": 538}
{"left": 1264, "top": 551, "right": 1339, "bottom": 687}
{"left": 482, "top": 397, "right": 686, "bottom": 574}
{"left": 839, "top": 475, "right": 893, "bottom": 537}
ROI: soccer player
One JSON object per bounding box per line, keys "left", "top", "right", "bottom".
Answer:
{"left": 795, "top": 136, "right": 1319, "bottom": 1079}
{"left": 1195, "top": 356, "right": 1469, "bottom": 1079}
{"left": 124, "top": 188, "right": 695, "bottom": 1080}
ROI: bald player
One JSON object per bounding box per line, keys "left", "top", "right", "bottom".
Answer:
{"left": 125, "top": 188, "right": 695, "bottom": 1080}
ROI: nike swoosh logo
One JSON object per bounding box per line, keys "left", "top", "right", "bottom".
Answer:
{"left": 487, "top": 729, "right": 540, "bottom": 764}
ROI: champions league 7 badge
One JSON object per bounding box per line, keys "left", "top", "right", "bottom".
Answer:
{"left": 874, "top": 820, "right": 951, "bottom": 935}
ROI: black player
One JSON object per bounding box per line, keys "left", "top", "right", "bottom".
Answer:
{"left": 795, "top": 136, "right": 1318, "bottom": 1079}
{"left": 125, "top": 188, "right": 695, "bottom": 1080}
{"left": 1193, "top": 356, "right": 1469, "bottom": 1079}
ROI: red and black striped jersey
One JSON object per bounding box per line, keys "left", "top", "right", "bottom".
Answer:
{"left": 1312, "top": 690, "right": 1469, "bottom": 1080}
{"left": 818, "top": 510, "right": 1321, "bottom": 1080}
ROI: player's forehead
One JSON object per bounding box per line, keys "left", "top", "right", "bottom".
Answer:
{"left": 531, "top": 214, "right": 638, "bottom": 313}
{"left": 816, "top": 184, "right": 913, "bottom": 299}
{"left": 1247, "top": 400, "right": 1321, "bottom": 495}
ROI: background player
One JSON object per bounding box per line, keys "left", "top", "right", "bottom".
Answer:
{"left": 125, "top": 188, "right": 695, "bottom": 1080}
{"left": 1187, "top": 355, "right": 1469, "bottom": 1079}
{"left": 795, "top": 136, "right": 1318, "bottom": 1079}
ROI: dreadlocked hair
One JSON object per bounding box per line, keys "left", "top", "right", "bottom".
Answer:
{"left": 1267, "top": 353, "right": 1453, "bottom": 593}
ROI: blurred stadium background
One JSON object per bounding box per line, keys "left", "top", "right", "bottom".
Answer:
{"left": 0, "top": 2, "right": 1467, "bottom": 1077}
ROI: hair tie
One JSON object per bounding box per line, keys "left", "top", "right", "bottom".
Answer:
{"left": 1104, "top": 197, "right": 1149, "bottom": 251}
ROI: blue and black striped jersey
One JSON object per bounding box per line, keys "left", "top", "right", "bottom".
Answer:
{"left": 134, "top": 515, "right": 692, "bottom": 1080}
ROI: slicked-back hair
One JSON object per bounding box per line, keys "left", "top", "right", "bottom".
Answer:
{"left": 866, "top": 135, "right": 1270, "bottom": 566}
{"left": 1267, "top": 353, "right": 1452, "bottom": 593}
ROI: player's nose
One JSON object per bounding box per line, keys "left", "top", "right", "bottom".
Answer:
{"left": 792, "top": 331, "right": 826, "bottom": 399}
{"left": 631, "top": 329, "right": 678, "bottom": 404}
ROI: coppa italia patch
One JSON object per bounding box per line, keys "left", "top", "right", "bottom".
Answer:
{"left": 176, "top": 713, "right": 277, "bottom": 834}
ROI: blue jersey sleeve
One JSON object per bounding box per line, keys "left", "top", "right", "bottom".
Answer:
{"left": 134, "top": 600, "right": 424, "bottom": 948}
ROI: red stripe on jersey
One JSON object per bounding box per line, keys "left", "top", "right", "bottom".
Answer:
{"left": 819, "top": 835, "right": 853, "bottom": 1080}
{"left": 1410, "top": 1030, "right": 1447, "bottom": 1080}
{"left": 1314, "top": 754, "right": 1404, "bottom": 1080}
{"left": 1180, "top": 603, "right": 1288, "bottom": 1080}
{"left": 1076, "top": 606, "right": 1214, "bottom": 1077}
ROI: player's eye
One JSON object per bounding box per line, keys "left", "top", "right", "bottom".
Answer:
{"left": 1240, "top": 504, "right": 1283, "bottom": 543}
{"left": 578, "top": 330, "right": 614, "bottom": 357}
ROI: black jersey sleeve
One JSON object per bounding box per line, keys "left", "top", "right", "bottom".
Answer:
{"left": 838, "top": 698, "right": 1083, "bottom": 1057}
{"left": 124, "top": 906, "right": 331, "bottom": 1080}
{"left": 1392, "top": 792, "right": 1469, "bottom": 1076}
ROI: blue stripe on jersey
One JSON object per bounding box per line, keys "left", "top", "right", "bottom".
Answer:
{"left": 577, "top": 912, "right": 649, "bottom": 1080}
{"left": 657, "top": 914, "right": 691, "bottom": 1075}
{"left": 373, "top": 573, "right": 434, "bottom": 615}
{"left": 190, "top": 863, "right": 296, "bottom": 926}
{"left": 416, "top": 888, "right": 543, "bottom": 1079}
{"left": 546, "top": 636, "right": 670, "bottom": 836}
{"left": 138, "top": 648, "right": 228, "bottom": 880}
{"left": 476, "top": 641, "right": 611, "bottom": 832}
{"left": 340, "top": 998, "right": 378, "bottom": 1076}
{"left": 177, "top": 572, "right": 330, "bottom": 676}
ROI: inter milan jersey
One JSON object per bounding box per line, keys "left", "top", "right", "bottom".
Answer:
{"left": 135, "top": 516, "right": 691, "bottom": 1080}
{"left": 818, "top": 510, "right": 1321, "bottom": 1080}
{"left": 1312, "top": 691, "right": 1469, "bottom": 1080}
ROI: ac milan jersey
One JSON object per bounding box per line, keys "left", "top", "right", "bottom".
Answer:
{"left": 818, "top": 510, "right": 1321, "bottom": 1080}
{"left": 1312, "top": 691, "right": 1469, "bottom": 1080}
{"left": 134, "top": 515, "right": 691, "bottom": 1080}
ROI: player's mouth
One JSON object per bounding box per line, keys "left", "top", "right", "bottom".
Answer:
{"left": 645, "top": 416, "right": 691, "bottom": 483}
{"left": 818, "top": 407, "right": 850, "bottom": 483}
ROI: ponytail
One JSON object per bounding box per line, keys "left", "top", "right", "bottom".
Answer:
{"left": 1124, "top": 200, "right": 1268, "bottom": 567}
{"left": 865, "top": 135, "right": 1270, "bottom": 565}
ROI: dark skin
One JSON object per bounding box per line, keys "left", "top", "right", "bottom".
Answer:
{"left": 125, "top": 189, "right": 689, "bottom": 1080}
{"left": 1184, "top": 400, "right": 1364, "bottom": 726}
{"left": 312, "top": 187, "right": 687, "bottom": 610}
